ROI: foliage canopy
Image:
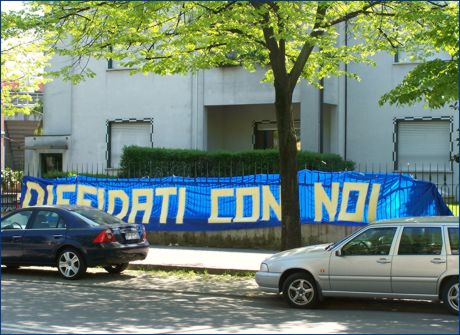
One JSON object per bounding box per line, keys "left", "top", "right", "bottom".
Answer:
{"left": 5, "top": 2, "right": 454, "bottom": 87}
{"left": 1, "top": 9, "right": 49, "bottom": 116}
{"left": 379, "top": 1, "right": 458, "bottom": 109}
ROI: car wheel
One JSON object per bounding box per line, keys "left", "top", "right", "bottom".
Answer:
{"left": 103, "top": 263, "right": 129, "bottom": 274}
{"left": 57, "top": 248, "right": 87, "bottom": 280}
{"left": 442, "top": 278, "right": 459, "bottom": 315}
{"left": 283, "top": 272, "right": 319, "bottom": 309}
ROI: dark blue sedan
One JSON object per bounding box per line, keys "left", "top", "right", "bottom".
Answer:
{"left": 1, "top": 206, "right": 149, "bottom": 279}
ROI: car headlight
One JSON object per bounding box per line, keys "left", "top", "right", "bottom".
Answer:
{"left": 260, "top": 263, "right": 269, "bottom": 272}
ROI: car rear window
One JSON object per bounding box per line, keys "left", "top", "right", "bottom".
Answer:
{"left": 398, "top": 227, "right": 443, "bottom": 255}
{"left": 448, "top": 228, "right": 459, "bottom": 255}
{"left": 72, "top": 208, "right": 126, "bottom": 226}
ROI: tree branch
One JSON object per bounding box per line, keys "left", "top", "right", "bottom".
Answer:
{"left": 325, "top": 1, "right": 385, "bottom": 27}
{"left": 268, "top": 1, "right": 286, "bottom": 69}
{"left": 251, "top": 1, "right": 285, "bottom": 80}
{"left": 377, "top": 27, "right": 402, "bottom": 48}
{"left": 289, "top": 3, "right": 329, "bottom": 89}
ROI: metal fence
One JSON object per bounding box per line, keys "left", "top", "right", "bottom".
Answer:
{"left": 1, "top": 162, "right": 458, "bottom": 216}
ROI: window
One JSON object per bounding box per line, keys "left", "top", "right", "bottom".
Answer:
{"left": 107, "top": 120, "right": 153, "bottom": 168}
{"left": 72, "top": 208, "right": 125, "bottom": 227}
{"left": 394, "top": 48, "right": 452, "bottom": 63}
{"left": 396, "top": 120, "right": 451, "bottom": 170}
{"left": 40, "top": 153, "right": 63, "bottom": 176}
{"left": 398, "top": 227, "right": 443, "bottom": 255}
{"left": 1, "top": 211, "right": 32, "bottom": 230}
{"left": 30, "top": 211, "right": 65, "bottom": 229}
{"left": 448, "top": 228, "right": 458, "bottom": 255}
{"left": 341, "top": 227, "right": 397, "bottom": 256}
{"left": 254, "top": 121, "right": 301, "bottom": 150}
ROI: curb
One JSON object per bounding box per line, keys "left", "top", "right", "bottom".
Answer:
{"left": 128, "top": 263, "right": 257, "bottom": 276}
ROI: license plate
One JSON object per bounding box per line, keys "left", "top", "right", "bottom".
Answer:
{"left": 125, "top": 232, "right": 139, "bottom": 240}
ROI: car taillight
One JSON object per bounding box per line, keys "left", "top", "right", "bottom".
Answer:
{"left": 93, "top": 229, "right": 117, "bottom": 244}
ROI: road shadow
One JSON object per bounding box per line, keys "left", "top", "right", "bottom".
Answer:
{"left": 2, "top": 277, "right": 458, "bottom": 334}
{"left": 1, "top": 266, "right": 455, "bottom": 317}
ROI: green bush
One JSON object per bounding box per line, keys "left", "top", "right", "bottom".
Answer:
{"left": 1, "top": 168, "right": 23, "bottom": 189}
{"left": 120, "top": 146, "right": 355, "bottom": 178}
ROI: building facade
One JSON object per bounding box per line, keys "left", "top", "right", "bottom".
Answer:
{"left": 25, "top": 42, "right": 458, "bottom": 196}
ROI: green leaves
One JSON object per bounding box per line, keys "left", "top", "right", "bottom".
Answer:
{"left": 3, "top": 1, "right": 457, "bottom": 110}
{"left": 379, "top": 2, "right": 458, "bottom": 108}
{"left": 380, "top": 59, "right": 458, "bottom": 109}
{"left": 1, "top": 3, "right": 50, "bottom": 116}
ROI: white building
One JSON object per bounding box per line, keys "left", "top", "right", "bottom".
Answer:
{"left": 25, "top": 40, "right": 458, "bottom": 194}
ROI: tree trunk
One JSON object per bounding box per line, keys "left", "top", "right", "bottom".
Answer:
{"left": 274, "top": 80, "right": 301, "bottom": 250}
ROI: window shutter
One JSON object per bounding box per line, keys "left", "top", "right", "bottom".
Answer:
{"left": 398, "top": 120, "right": 450, "bottom": 169}
{"left": 111, "top": 122, "right": 151, "bottom": 168}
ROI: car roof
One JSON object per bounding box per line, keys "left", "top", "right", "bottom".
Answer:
{"left": 373, "top": 216, "right": 459, "bottom": 225}
{"left": 16, "top": 205, "right": 96, "bottom": 212}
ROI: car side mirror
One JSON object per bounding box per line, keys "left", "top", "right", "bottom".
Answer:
{"left": 335, "top": 249, "right": 342, "bottom": 257}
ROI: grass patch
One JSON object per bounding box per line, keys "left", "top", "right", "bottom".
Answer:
{"left": 132, "top": 267, "right": 255, "bottom": 280}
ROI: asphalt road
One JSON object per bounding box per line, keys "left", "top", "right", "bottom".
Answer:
{"left": 1, "top": 268, "right": 458, "bottom": 334}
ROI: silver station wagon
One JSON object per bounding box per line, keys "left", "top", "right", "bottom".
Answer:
{"left": 256, "top": 216, "right": 459, "bottom": 314}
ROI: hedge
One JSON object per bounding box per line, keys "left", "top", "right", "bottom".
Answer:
{"left": 120, "top": 146, "right": 355, "bottom": 178}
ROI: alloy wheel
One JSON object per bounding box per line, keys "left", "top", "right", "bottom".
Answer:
{"left": 287, "top": 278, "right": 315, "bottom": 306}
{"left": 447, "top": 283, "right": 459, "bottom": 312}
{"left": 58, "top": 251, "right": 81, "bottom": 279}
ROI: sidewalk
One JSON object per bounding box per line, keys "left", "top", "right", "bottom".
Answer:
{"left": 2, "top": 246, "right": 277, "bottom": 299}
{"left": 129, "top": 245, "right": 276, "bottom": 274}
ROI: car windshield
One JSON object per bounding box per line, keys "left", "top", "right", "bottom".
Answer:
{"left": 325, "top": 226, "right": 366, "bottom": 251}
{"left": 72, "top": 208, "right": 126, "bottom": 226}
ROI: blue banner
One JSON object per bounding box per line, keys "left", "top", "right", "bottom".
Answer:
{"left": 20, "top": 170, "right": 452, "bottom": 231}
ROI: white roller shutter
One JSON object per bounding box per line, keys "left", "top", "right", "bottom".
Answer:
{"left": 111, "top": 122, "right": 151, "bottom": 167}
{"left": 398, "top": 120, "right": 450, "bottom": 169}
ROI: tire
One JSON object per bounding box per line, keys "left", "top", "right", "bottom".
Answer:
{"left": 57, "top": 248, "right": 87, "bottom": 280}
{"left": 442, "top": 278, "right": 459, "bottom": 315}
{"left": 103, "top": 263, "right": 129, "bottom": 274}
{"left": 282, "top": 272, "right": 319, "bottom": 309}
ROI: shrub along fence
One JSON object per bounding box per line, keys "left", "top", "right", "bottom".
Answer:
{"left": 119, "top": 146, "right": 355, "bottom": 178}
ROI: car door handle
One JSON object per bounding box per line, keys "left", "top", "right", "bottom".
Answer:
{"left": 12, "top": 236, "right": 22, "bottom": 241}
{"left": 376, "top": 258, "right": 391, "bottom": 264}
{"left": 430, "top": 258, "right": 446, "bottom": 264}
{"left": 53, "top": 235, "right": 63, "bottom": 239}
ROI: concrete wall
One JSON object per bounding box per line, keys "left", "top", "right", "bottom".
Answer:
{"left": 43, "top": 54, "right": 72, "bottom": 136}
{"left": 203, "top": 66, "right": 302, "bottom": 106}
{"left": 322, "top": 104, "right": 339, "bottom": 154}
{"left": 147, "top": 224, "right": 361, "bottom": 250}
{"left": 300, "top": 82, "right": 321, "bottom": 152}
